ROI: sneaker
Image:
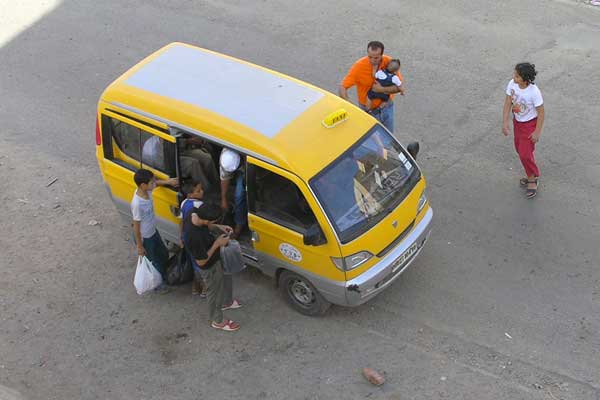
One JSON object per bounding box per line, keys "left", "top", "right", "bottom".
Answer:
{"left": 211, "top": 319, "right": 240, "bottom": 332}
{"left": 222, "top": 299, "right": 242, "bottom": 311}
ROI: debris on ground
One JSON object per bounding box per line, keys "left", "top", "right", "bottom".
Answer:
{"left": 17, "top": 198, "right": 29, "bottom": 204}
{"left": 362, "top": 367, "right": 385, "bottom": 386}
{"left": 88, "top": 220, "right": 100, "bottom": 226}
{"left": 46, "top": 177, "right": 58, "bottom": 187}
{"left": 504, "top": 332, "right": 513, "bottom": 340}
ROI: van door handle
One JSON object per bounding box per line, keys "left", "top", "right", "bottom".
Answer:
{"left": 251, "top": 231, "right": 260, "bottom": 242}
{"left": 170, "top": 205, "right": 180, "bottom": 217}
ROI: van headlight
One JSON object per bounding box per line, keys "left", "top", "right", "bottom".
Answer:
{"left": 417, "top": 191, "right": 427, "bottom": 213}
{"left": 332, "top": 251, "right": 374, "bottom": 271}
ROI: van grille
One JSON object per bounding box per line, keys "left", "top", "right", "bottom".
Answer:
{"left": 376, "top": 220, "right": 415, "bottom": 258}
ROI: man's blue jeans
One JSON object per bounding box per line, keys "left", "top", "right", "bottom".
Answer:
{"left": 233, "top": 171, "right": 248, "bottom": 227}
{"left": 361, "top": 101, "right": 394, "bottom": 133}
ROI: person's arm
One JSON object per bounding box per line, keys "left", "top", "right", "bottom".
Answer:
{"left": 191, "top": 213, "right": 213, "bottom": 227}
{"left": 339, "top": 64, "right": 357, "bottom": 101}
{"left": 209, "top": 223, "right": 234, "bottom": 235}
{"left": 156, "top": 177, "right": 179, "bottom": 188}
{"left": 502, "top": 95, "right": 512, "bottom": 136}
{"left": 391, "top": 76, "right": 405, "bottom": 95}
{"left": 371, "top": 82, "right": 403, "bottom": 94}
{"left": 194, "top": 235, "right": 230, "bottom": 267}
{"left": 220, "top": 178, "right": 231, "bottom": 211}
{"left": 338, "top": 85, "right": 350, "bottom": 101}
{"left": 178, "top": 219, "right": 184, "bottom": 248}
{"left": 530, "top": 105, "right": 544, "bottom": 143}
{"left": 133, "top": 221, "right": 145, "bottom": 256}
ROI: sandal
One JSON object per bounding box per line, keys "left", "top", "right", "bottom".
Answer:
{"left": 521, "top": 177, "right": 539, "bottom": 187}
{"left": 222, "top": 299, "right": 243, "bottom": 311}
{"left": 526, "top": 179, "right": 538, "bottom": 199}
{"left": 519, "top": 177, "right": 528, "bottom": 187}
{"left": 211, "top": 319, "right": 240, "bottom": 331}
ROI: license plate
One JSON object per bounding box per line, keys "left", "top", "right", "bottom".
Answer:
{"left": 392, "top": 242, "right": 418, "bottom": 272}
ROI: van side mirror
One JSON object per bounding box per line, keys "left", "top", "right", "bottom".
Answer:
{"left": 303, "top": 224, "right": 327, "bottom": 246}
{"left": 406, "top": 141, "right": 420, "bottom": 160}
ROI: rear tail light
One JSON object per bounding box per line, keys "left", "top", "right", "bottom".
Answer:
{"left": 332, "top": 251, "right": 373, "bottom": 271}
{"left": 95, "top": 116, "right": 101, "bottom": 145}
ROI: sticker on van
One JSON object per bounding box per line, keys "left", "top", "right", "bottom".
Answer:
{"left": 279, "top": 243, "right": 302, "bottom": 262}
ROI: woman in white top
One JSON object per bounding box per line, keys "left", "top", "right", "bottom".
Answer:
{"left": 502, "top": 63, "right": 545, "bottom": 198}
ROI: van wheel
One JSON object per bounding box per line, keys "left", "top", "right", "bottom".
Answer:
{"left": 279, "top": 271, "right": 331, "bottom": 316}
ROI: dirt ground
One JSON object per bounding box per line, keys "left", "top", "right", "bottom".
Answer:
{"left": 1, "top": 0, "right": 600, "bottom": 399}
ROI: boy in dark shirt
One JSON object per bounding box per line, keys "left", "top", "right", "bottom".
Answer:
{"left": 178, "top": 181, "right": 206, "bottom": 296}
{"left": 183, "top": 203, "right": 240, "bottom": 331}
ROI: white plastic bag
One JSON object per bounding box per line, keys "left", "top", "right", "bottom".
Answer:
{"left": 133, "top": 256, "right": 163, "bottom": 295}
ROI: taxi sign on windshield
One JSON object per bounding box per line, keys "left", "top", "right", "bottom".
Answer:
{"left": 322, "top": 109, "right": 348, "bottom": 128}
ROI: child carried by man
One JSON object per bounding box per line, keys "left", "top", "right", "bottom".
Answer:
{"left": 365, "top": 58, "right": 404, "bottom": 111}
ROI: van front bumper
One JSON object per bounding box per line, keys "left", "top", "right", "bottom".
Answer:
{"left": 344, "top": 206, "right": 433, "bottom": 306}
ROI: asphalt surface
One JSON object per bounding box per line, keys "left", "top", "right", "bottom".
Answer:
{"left": 1, "top": 1, "right": 599, "bottom": 399}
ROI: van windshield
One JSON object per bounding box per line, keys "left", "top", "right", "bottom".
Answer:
{"left": 310, "top": 125, "right": 420, "bottom": 244}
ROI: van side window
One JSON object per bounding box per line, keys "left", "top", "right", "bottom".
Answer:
{"left": 110, "top": 118, "right": 141, "bottom": 162}
{"left": 140, "top": 131, "right": 176, "bottom": 175}
{"left": 105, "top": 116, "right": 176, "bottom": 176}
{"left": 248, "top": 166, "right": 317, "bottom": 233}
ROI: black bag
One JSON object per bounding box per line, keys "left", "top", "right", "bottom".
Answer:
{"left": 166, "top": 250, "right": 194, "bottom": 285}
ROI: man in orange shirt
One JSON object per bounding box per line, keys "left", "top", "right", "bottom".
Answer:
{"left": 339, "top": 41, "right": 404, "bottom": 133}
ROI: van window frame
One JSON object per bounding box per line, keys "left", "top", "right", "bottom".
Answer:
{"left": 246, "top": 163, "right": 319, "bottom": 235}
{"left": 100, "top": 110, "right": 177, "bottom": 183}
{"left": 309, "top": 125, "right": 421, "bottom": 244}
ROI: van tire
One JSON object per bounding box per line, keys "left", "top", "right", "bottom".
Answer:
{"left": 279, "top": 271, "right": 331, "bottom": 316}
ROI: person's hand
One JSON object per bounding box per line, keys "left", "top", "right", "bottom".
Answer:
{"left": 166, "top": 178, "right": 179, "bottom": 188}
{"left": 220, "top": 225, "right": 234, "bottom": 235}
{"left": 137, "top": 245, "right": 146, "bottom": 256}
{"left": 502, "top": 123, "right": 510, "bottom": 136}
{"left": 371, "top": 82, "right": 384, "bottom": 93}
{"left": 179, "top": 239, "right": 184, "bottom": 249}
{"left": 215, "top": 234, "right": 230, "bottom": 247}
{"left": 398, "top": 86, "right": 406, "bottom": 96}
{"left": 530, "top": 131, "right": 540, "bottom": 143}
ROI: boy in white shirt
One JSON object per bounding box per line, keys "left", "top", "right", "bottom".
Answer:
{"left": 131, "top": 169, "right": 178, "bottom": 291}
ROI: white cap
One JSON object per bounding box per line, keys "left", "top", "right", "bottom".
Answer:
{"left": 219, "top": 148, "right": 241, "bottom": 173}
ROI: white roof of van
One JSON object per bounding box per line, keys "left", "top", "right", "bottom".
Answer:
{"left": 124, "top": 43, "right": 324, "bottom": 138}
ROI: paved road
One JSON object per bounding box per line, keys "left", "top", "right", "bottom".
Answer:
{"left": 1, "top": 1, "right": 599, "bottom": 399}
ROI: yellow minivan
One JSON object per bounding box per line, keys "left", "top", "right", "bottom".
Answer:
{"left": 96, "top": 42, "right": 432, "bottom": 315}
